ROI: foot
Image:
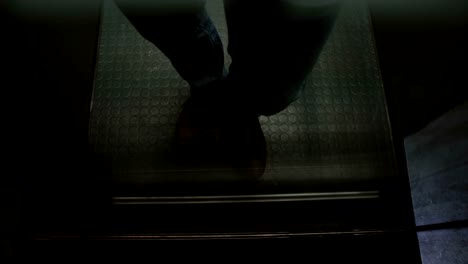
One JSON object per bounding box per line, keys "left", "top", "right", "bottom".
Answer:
{"left": 173, "top": 82, "right": 266, "bottom": 180}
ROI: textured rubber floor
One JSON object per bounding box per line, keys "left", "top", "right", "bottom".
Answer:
{"left": 89, "top": 0, "right": 396, "bottom": 195}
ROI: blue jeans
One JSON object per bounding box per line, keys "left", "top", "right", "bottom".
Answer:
{"left": 116, "top": 0, "right": 340, "bottom": 116}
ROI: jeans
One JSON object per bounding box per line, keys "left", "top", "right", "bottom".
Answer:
{"left": 115, "top": 0, "right": 341, "bottom": 116}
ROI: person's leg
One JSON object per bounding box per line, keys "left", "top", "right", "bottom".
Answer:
{"left": 115, "top": 0, "right": 225, "bottom": 91}
{"left": 115, "top": 1, "right": 266, "bottom": 178}
{"left": 224, "top": 0, "right": 341, "bottom": 116}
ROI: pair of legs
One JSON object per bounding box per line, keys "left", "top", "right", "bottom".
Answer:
{"left": 116, "top": 0, "right": 340, "bottom": 116}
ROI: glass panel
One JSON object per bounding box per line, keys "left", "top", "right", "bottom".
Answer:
{"left": 89, "top": 0, "right": 397, "bottom": 197}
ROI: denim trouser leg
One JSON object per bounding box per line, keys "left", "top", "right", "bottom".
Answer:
{"left": 116, "top": 0, "right": 341, "bottom": 116}
{"left": 115, "top": 0, "right": 225, "bottom": 91}
{"left": 224, "top": 0, "right": 341, "bottom": 116}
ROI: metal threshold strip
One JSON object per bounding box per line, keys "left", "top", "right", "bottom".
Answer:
{"left": 35, "top": 229, "right": 403, "bottom": 241}
{"left": 112, "top": 191, "right": 379, "bottom": 205}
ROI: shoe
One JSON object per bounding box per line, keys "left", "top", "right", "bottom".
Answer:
{"left": 173, "top": 81, "right": 266, "bottom": 180}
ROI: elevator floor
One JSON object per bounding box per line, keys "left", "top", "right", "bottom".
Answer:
{"left": 89, "top": 0, "right": 396, "bottom": 196}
